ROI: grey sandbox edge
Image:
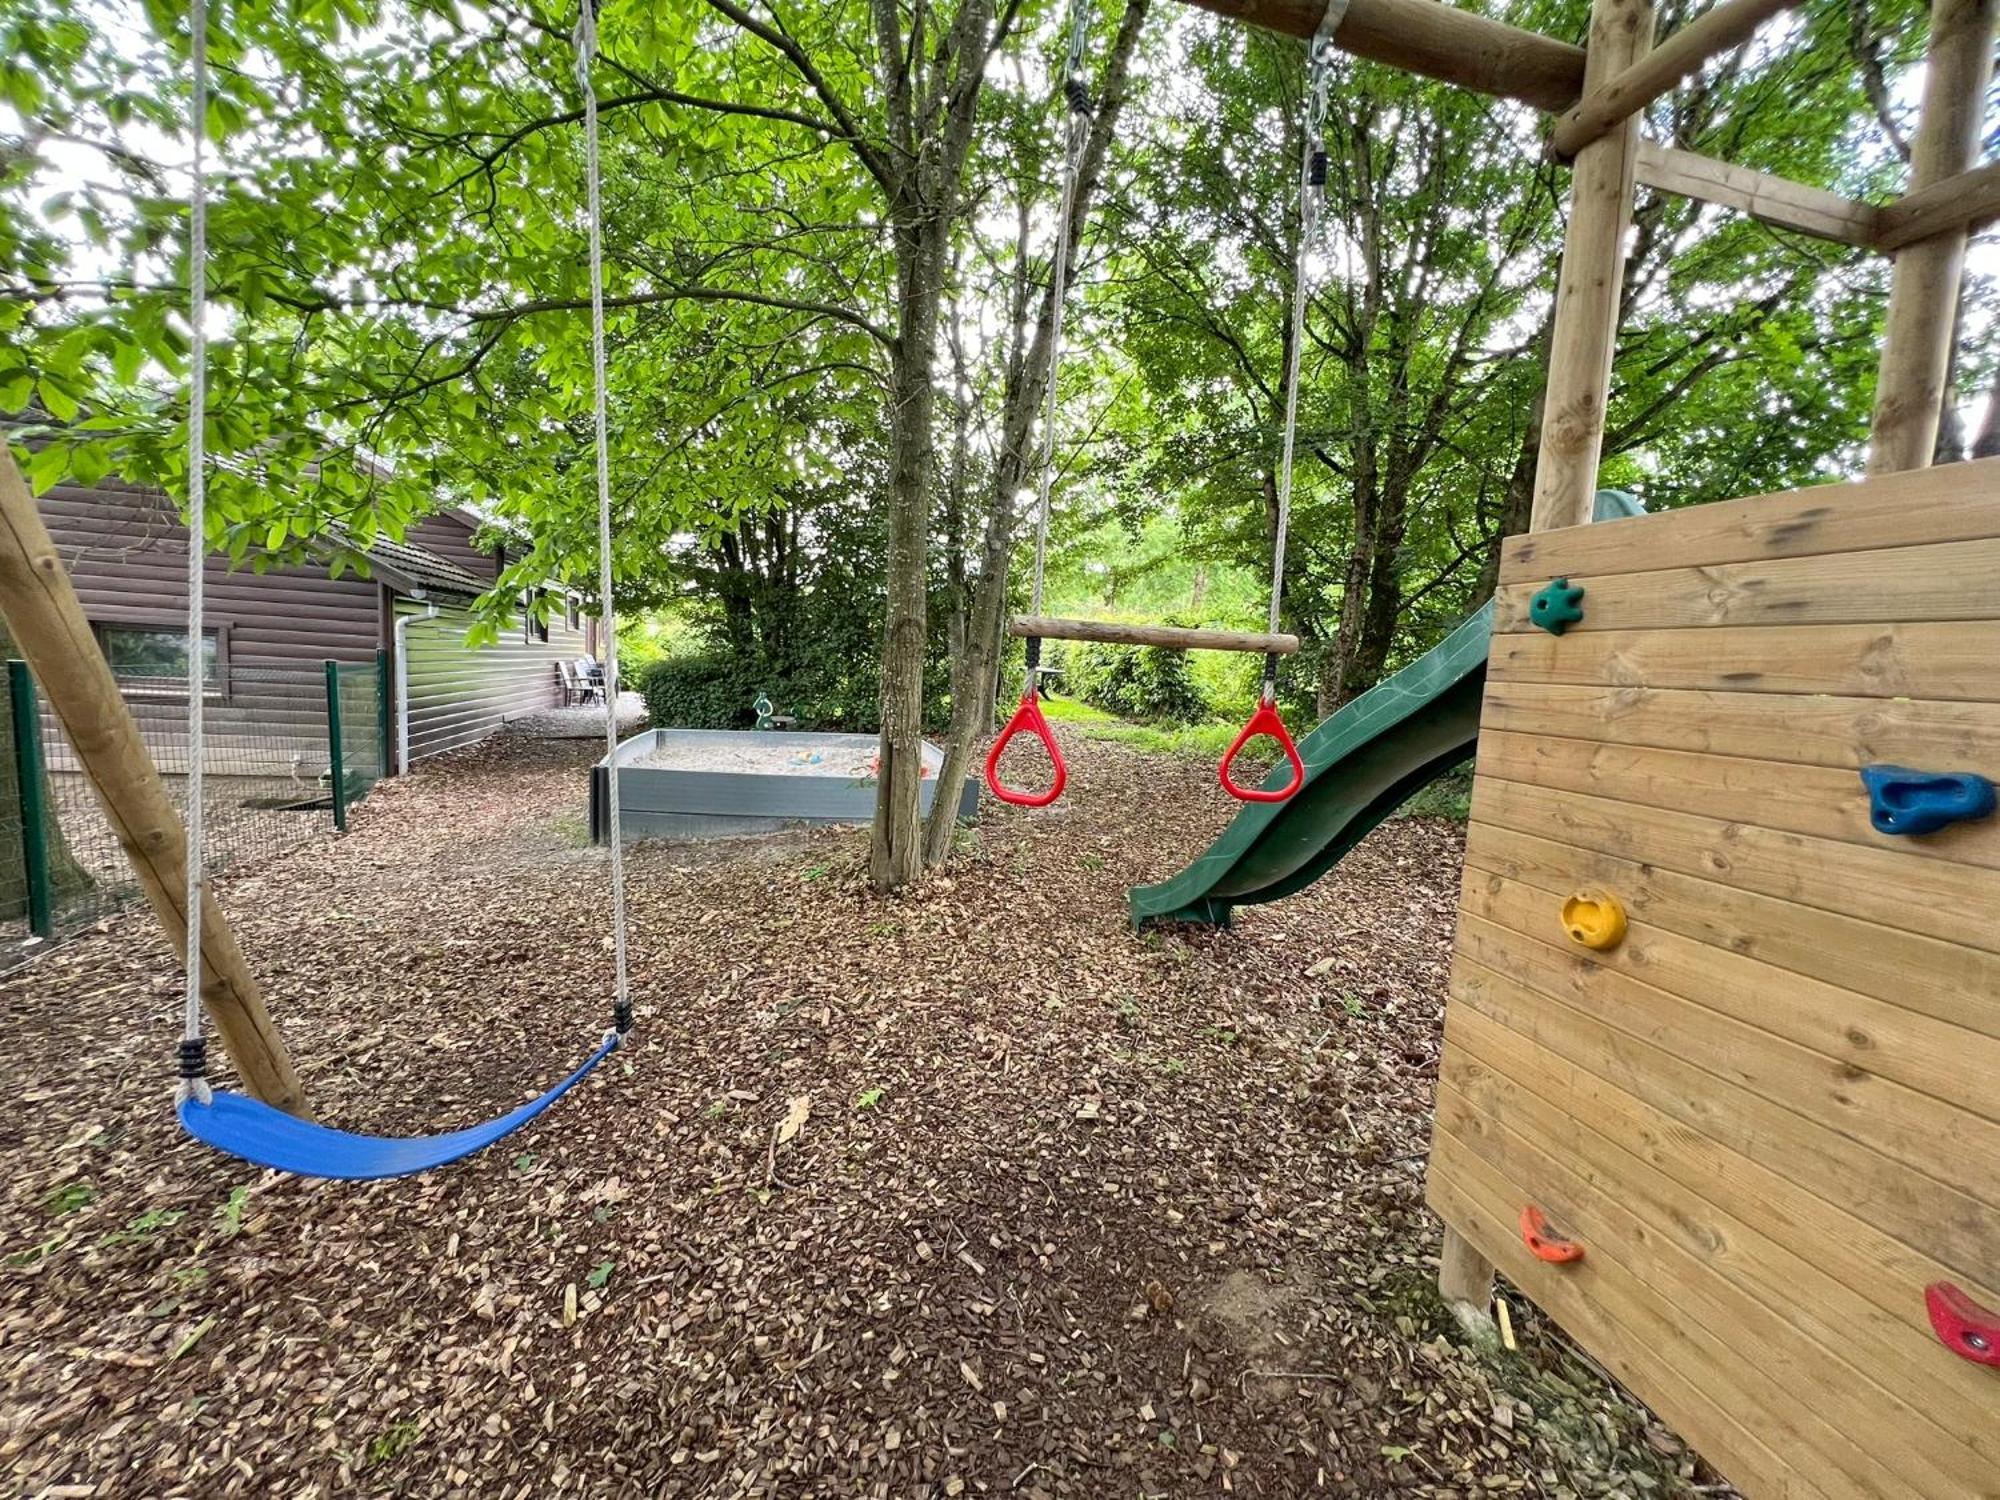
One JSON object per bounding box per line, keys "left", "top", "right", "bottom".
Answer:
{"left": 591, "top": 728, "right": 981, "bottom": 843}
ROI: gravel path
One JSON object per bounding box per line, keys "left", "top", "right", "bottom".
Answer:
{"left": 0, "top": 732, "right": 1719, "bottom": 1499}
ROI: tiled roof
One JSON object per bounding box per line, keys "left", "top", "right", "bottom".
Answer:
{"left": 355, "top": 532, "right": 490, "bottom": 601}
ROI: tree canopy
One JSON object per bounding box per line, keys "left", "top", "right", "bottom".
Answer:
{"left": 3, "top": 0, "right": 1990, "bottom": 883}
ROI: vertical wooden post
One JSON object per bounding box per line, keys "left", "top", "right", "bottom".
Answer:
{"left": 1866, "top": 0, "right": 1998, "bottom": 474}
{"left": 1439, "top": 1221, "right": 1500, "bottom": 1343}
{"left": 0, "top": 448, "right": 308, "bottom": 1114}
{"left": 1528, "top": 0, "right": 1657, "bottom": 532}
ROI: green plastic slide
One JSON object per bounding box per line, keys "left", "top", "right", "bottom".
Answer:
{"left": 1128, "top": 603, "right": 1491, "bottom": 927}
{"left": 1130, "top": 491, "right": 1640, "bottom": 928}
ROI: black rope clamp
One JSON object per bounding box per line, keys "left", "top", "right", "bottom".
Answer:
{"left": 613, "top": 998, "right": 633, "bottom": 1036}
{"left": 1064, "top": 73, "right": 1093, "bottom": 116}
{"left": 1262, "top": 651, "right": 1280, "bottom": 703}
{"left": 1309, "top": 149, "right": 1328, "bottom": 188}
{"left": 177, "top": 1036, "right": 208, "bottom": 1080}
{"left": 1024, "top": 636, "right": 1043, "bottom": 675}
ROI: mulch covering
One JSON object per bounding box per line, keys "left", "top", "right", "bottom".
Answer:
{"left": 1, "top": 735, "right": 1722, "bottom": 1499}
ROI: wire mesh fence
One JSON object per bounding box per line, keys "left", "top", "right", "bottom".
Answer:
{"left": 2, "top": 653, "right": 387, "bottom": 968}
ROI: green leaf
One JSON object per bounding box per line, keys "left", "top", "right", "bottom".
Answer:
{"left": 36, "top": 380, "right": 79, "bottom": 422}
{"left": 26, "top": 442, "right": 70, "bottom": 495}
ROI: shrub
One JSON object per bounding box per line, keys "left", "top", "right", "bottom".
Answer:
{"left": 637, "top": 653, "right": 749, "bottom": 729}
{"left": 1076, "top": 641, "right": 1211, "bottom": 725}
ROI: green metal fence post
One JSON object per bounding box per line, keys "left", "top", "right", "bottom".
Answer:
{"left": 7, "top": 660, "right": 54, "bottom": 938}
{"left": 375, "top": 647, "right": 391, "bottom": 780}
{"left": 324, "top": 659, "right": 348, "bottom": 833}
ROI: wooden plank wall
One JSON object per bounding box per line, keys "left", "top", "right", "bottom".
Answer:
{"left": 1427, "top": 458, "right": 2000, "bottom": 1500}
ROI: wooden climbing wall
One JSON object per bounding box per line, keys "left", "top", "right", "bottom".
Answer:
{"left": 1426, "top": 458, "right": 2000, "bottom": 1500}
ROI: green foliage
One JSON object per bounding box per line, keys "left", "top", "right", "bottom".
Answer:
{"left": 42, "top": 1181, "right": 96, "bottom": 1218}
{"left": 1062, "top": 639, "right": 1211, "bottom": 725}
{"left": 1396, "top": 763, "right": 1474, "bottom": 823}
{"left": 213, "top": 1185, "right": 252, "bottom": 1238}
{"left": 638, "top": 653, "right": 748, "bottom": 731}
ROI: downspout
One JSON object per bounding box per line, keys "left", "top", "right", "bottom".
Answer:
{"left": 394, "top": 599, "right": 437, "bottom": 774}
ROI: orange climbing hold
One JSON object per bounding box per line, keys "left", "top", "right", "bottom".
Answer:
{"left": 1520, "top": 1205, "right": 1585, "bottom": 1264}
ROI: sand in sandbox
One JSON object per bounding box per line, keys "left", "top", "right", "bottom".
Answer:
{"left": 635, "top": 738, "right": 883, "bottom": 778}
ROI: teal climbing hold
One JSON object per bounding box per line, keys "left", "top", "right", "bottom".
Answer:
{"left": 1529, "top": 578, "right": 1585, "bottom": 635}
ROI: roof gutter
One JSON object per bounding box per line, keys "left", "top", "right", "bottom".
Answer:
{"left": 393, "top": 601, "right": 439, "bottom": 774}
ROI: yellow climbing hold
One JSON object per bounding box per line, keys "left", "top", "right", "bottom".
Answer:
{"left": 1562, "top": 890, "right": 1627, "bottom": 951}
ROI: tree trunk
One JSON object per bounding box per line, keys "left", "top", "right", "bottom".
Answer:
{"left": 920, "top": 0, "right": 1152, "bottom": 868}
{"left": 870, "top": 0, "right": 1001, "bottom": 891}
{"left": 871, "top": 238, "right": 947, "bottom": 890}
{"left": 1474, "top": 323, "right": 1555, "bottom": 603}
{"left": 1319, "top": 442, "right": 1377, "bottom": 713}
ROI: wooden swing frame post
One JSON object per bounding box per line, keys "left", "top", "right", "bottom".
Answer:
{"left": 1866, "top": 0, "right": 1998, "bottom": 473}
{"left": 0, "top": 447, "right": 309, "bottom": 1116}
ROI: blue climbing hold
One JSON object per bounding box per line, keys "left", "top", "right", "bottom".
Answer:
{"left": 1860, "top": 765, "right": 1997, "bottom": 838}
{"left": 1529, "top": 578, "right": 1586, "bottom": 635}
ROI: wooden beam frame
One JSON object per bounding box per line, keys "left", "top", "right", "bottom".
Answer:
{"left": 1550, "top": 0, "right": 1800, "bottom": 159}
{"left": 0, "top": 446, "right": 309, "bottom": 1115}
{"left": 1874, "top": 158, "right": 2000, "bottom": 252}
{"left": 1869, "top": 0, "right": 1999, "bottom": 473}
{"left": 1633, "top": 140, "right": 1881, "bottom": 248}
{"left": 1529, "top": 0, "right": 1656, "bottom": 533}
{"left": 1171, "top": 0, "right": 1586, "bottom": 111}
{"left": 1009, "top": 616, "right": 1301, "bottom": 655}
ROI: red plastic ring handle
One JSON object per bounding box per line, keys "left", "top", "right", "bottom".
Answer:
{"left": 985, "top": 692, "right": 1067, "bottom": 808}
{"left": 1219, "top": 698, "right": 1304, "bottom": 803}
{"left": 1520, "top": 1204, "right": 1584, "bottom": 1264}
{"left": 1926, "top": 1281, "right": 2000, "bottom": 1367}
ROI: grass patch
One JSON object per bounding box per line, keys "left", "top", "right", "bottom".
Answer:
{"left": 1042, "top": 694, "right": 1241, "bottom": 758}
{"left": 1394, "top": 763, "right": 1473, "bottom": 823}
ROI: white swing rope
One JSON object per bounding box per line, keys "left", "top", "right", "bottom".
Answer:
{"left": 574, "top": 3, "right": 632, "bottom": 1046}
{"left": 176, "top": 1, "right": 632, "bottom": 1108}
{"left": 179, "top": 0, "right": 212, "bottom": 1106}
{"left": 1263, "top": 0, "right": 1344, "bottom": 697}
{"left": 1021, "top": 0, "right": 1095, "bottom": 696}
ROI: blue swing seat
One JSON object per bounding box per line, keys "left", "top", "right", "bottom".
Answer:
{"left": 176, "top": 1035, "right": 619, "bottom": 1181}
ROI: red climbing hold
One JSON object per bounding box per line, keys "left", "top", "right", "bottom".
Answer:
{"left": 1926, "top": 1281, "right": 2000, "bottom": 1368}
{"left": 1519, "top": 1204, "right": 1584, "bottom": 1264}
{"left": 985, "top": 691, "right": 1067, "bottom": 808}
{"left": 1219, "top": 698, "right": 1304, "bottom": 803}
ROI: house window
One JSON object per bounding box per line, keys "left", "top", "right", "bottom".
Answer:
{"left": 521, "top": 590, "right": 549, "bottom": 644}
{"left": 564, "top": 597, "right": 580, "bottom": 632}
{"left": 97, "top": 623, "right": 223, "bottom": 696}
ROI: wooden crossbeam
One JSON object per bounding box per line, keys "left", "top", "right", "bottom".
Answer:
{"left": 1633, "top": 141, "right": 1881, "bottom": 248}
{"left": 1170, "top": 0, "right": 1586, "bottom": 112}
{"left": 1550, "top": 0, "right": 1801, "bottom": 159}
{"left": 1874, "top": 159, "right": 2000, "bottom": 252}
{"left": 1009, "top": 616, "right": 1301, "bottom": 655}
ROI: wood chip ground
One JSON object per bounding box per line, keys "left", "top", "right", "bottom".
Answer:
{"left": 0, "top": 734, "right": 1730, "bottom": 1498}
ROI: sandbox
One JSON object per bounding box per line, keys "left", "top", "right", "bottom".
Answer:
{"left": 590, "top": 728, "right": 979, "bottom": 842}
